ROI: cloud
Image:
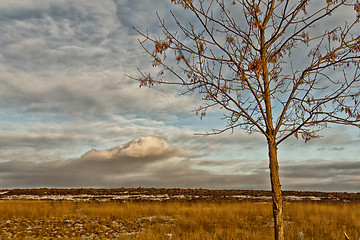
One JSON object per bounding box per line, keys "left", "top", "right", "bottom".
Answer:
{"left": 0, "top": 136, "right": 269, "bottom": 189}
{"left": 125, "top": 161, "right": 269, "bottom": 190}
{"left": 0, "top": 0, "right": 358, "bottom": 192}
{"left": 0, "top": 136, "right": 180, "bottom": 188}
{"left": 0, "top": 1, "right": 117, "bottom": 70}
{"left": 0, "top": 135, "right": 358, "bottom": 192}
{"left": 81, "top": 136, "right": 178, "bottom": 159}
{"left": 0, "top": 0, "right": 199, "bottom": 121}
{"left": 280, "top": 161, "right": 360, "bottom": 192}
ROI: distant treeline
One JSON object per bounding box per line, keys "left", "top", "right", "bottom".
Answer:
{"left": 1, "top": 188, "right": 360, "bottom": 202}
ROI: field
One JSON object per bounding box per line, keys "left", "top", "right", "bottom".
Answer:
{"left": 0, "top": 189, "right": 360, "bottom": 239}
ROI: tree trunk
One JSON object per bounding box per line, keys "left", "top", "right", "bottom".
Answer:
{"left": 268, "top": 139, "right": 284, "bottom": 240}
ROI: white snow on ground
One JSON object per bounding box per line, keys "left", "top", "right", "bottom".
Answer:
{"left": 231, "top": 195, "right": 272, "bottom": 201}
{"left": 285, "top": 196, "right": 322, "bottom": 201}
{"left": 1, "top": 194, "right": 327, "bottom": 202}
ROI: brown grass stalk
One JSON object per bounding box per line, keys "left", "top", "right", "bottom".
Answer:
{"left": 0, "top": 200, "right": 359, "bottom": 239}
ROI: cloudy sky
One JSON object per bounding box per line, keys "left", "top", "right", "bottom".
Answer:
{"left": 0, "top": 0, "right": 359, "bottom": 192}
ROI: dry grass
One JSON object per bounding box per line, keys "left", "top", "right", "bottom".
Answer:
{"left": 0, "top": 200, "right": 359, "bottom": 239}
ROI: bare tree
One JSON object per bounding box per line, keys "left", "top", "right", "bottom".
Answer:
{"left": 134, "top": 0, "right": 360, "bottom": 239}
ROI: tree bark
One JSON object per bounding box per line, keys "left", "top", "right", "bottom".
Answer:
{"left": 268, "top": 138, "right": 284, "bottom": 240}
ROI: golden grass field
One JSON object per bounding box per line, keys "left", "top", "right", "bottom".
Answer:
{"left": 0, "top": 200, "right": 359, "bottom": 239}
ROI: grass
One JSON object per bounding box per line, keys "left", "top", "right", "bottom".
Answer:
{"left": 0, "top": 200, "right": 359, "bottom": 239}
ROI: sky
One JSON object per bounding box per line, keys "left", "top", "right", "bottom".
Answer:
{"left": 0, "top": 0, "right": 359, "bottom": 192}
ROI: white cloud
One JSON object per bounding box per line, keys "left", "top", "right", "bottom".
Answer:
{"left": 82, "top": 136, "right": 175, "bottom": 159}
{"left": 121, "top": 136, "right": 171, "bottom": 158}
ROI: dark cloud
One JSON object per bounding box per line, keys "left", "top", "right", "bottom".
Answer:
{"left": 0, "top": 136, "right": 269, "bottom": 189}
{"left": 0, "top": 136, "right": 358, "bottom": 192}
{"left": 316, "top": 147, "right": 344, "bottom": 151}
{"left": 196, "top": 160, "right": 239, "bottom": 167}
{"left": 331, "top": 147, "right": 345, "bottom": 151}
{"left": 0, "top": 136, "right": 182, "bottom": 188}
{"left": 0, "top": 132, "right": 83, "bottom": 149}
{"left": 125, "top": 162, "right": 269, "bottom": 190}
{"left": 169, "top": 131, "right": 267, "bottom": 159}
{"left": 280, "top": 161, "right": 360, "bottom": 192}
